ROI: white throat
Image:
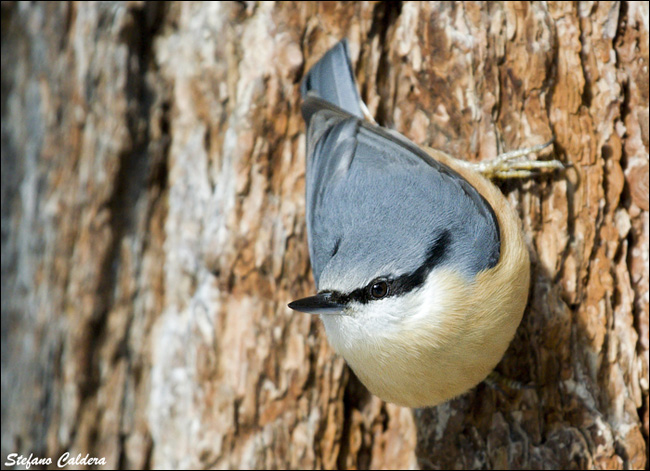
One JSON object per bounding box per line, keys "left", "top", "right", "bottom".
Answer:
{"left": 320, "top": 268, "right": 462, "bottom": 355}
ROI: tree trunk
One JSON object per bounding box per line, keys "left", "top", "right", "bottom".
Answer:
{"left": 1, "top": 2, "right": 647, "bottom": 469}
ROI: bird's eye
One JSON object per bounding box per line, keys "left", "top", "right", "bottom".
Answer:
{"left": 369, "top": 280, "right": 389, "bottom": 299}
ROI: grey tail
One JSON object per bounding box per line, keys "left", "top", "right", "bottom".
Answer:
{"left": 300, "top": 39, "right": 363, "bottom": 122}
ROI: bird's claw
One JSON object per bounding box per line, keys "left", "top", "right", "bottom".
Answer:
{"left": 461, "top": 139, "right": 565, "bottom": 180}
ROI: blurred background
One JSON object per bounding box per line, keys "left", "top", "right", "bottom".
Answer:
{"left": 1, "top": 2, "right": 648, "bottom": 469}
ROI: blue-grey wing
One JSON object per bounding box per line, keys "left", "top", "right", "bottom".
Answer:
{"left": 303, "top": 103, "right": 500, "bottom": 289}
{"left": 301, "top": 40, "right": 500, "bottom": 289}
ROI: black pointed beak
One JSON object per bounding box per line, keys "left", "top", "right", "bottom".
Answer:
{"left": 288, "top": 292, "right": 346, "bottom": 315}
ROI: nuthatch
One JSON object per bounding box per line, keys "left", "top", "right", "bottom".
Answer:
{"left": 288, "top": 40, "right": 563, "bottom": 408}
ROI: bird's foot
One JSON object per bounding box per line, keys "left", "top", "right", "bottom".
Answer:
{"left": 460, "top": 139, "right": 565, "bottom": 179}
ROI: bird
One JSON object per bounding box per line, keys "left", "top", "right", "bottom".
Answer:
{"left": 288, "top": 39, "right": 563, "bottom": 408}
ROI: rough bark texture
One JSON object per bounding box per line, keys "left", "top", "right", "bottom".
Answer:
{"left": 1, "top": 2, "right": 648, "bottom": 469}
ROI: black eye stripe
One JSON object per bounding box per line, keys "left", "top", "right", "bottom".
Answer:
{"left": 323, "top": 230, "right": 451, "bottom": 305}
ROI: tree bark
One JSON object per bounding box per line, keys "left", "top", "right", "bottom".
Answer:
{"left": 1, "top": 2, "right": 647, "bottom": 469}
